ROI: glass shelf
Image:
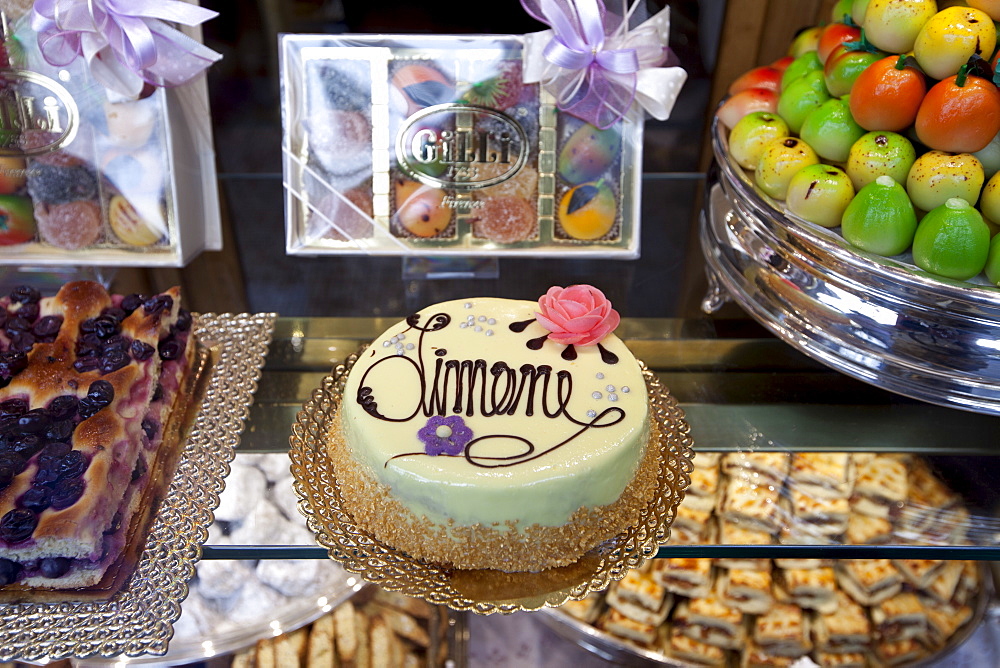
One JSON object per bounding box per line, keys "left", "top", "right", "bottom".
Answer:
{"left": 207, "top": 316, "right": 1000, "bottom": 561}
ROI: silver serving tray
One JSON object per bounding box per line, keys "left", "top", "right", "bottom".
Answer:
{"left": 701, "top": 116, "right": 1000, "bottom": 415}
{"left": 0, "top": 313, "right": 276, "bottom": 662}
{"left": 537, "top": 562, "right": 994, "bottom": 667}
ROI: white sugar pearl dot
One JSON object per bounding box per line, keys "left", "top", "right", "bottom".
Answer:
{"left": 474, "top": 325, "right": 483, "bottom": 332}
{"left": 390, "top": 336, "right": 398, "bottom": 344}
{"left": 478, "top": 316, "right": 486, "bottom": 322}
{"left": 382, "top": 340, "right": 391, "bottom": 347}
{"left": 606, "top": 385, "right": 615, "bottom": 392}
{"left": 464, "top": 302, "right": 473, "bottom": 308}
{"left": 398, "top": 333, "right": 405, "bottom": 340}
{"left": 596, "top": 372, "right": 604, "bottom": 379}
{"left": 395, "top": 342, "right": 404, "bottom": 349}
{"left": 592, "top": 391, "right": 602, "bottom": 400}
{"left": 488, "top": 318, "right": 496, "bottom": 325}
{"left": 587, "top": 410, "right": 597, "bottom": 418}
{"left": 435, "top": 425, "right": 453, "bottom": 438}
{"left": 395, "top": 349, "right": 405, "bottom": 355}
{"left": 486, "top": 330, "right": 494, "bottom": 336}
{"left": 622, "top": 386, "right": 630, "bottom": 393}
{"left": 406, "top": 343, "right": 415, "bottom": 350}
{"left": 609, "top": 394, "right": 618, "bottom": 402}
{"left": 459, "top": 322, "right": 467, "bottom": 329}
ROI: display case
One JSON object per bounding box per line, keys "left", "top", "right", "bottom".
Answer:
{"left": 4, "top": 0, "right": 1000, "bottom": 665}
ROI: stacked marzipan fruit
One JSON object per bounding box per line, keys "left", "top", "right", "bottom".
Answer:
{"left": 561, "top": 452, "right": 979, "bottom": 667}
{"left": 0, "top": 281, "right": 196, "bottom": 593}
{"left": 229, "top": 588, "right": 450, "bottom": 668}
{"left": 717, "top": 0, "right": 1000, "bottom": 286}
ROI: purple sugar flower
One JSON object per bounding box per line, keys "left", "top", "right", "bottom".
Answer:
{"left": 417, "top": 415, "right": 473, "bottom": 456}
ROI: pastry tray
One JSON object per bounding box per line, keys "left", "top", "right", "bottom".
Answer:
{"left": 701, "top": 116, "right": 1000, "bottom": 415}
{"left": 537, "top": 562, "right": 994, "bottom": 667}
{"left": 0, "top": 312, "right": 276, "bottom": 662}
{"left": 290, "top": 348, "right": 694, "bottom": 615}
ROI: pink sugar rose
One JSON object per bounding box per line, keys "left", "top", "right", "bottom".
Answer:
{"left": 535, "top": 285, "right": 621, "bottom": 346}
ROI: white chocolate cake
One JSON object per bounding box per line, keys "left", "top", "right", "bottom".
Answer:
{"left": 0, "top": 281, "right": 196, "bottom": 593}
{"left": 333, "top": 285, "right": 653, "bottom": 571}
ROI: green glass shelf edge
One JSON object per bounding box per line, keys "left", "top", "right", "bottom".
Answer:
{"left": 201, "top": 544, "right": 1000, "bottom": 560}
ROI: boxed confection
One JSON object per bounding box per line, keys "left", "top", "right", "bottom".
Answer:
{"left": 0, "top": 2, "right": 221, "bottom": 267}
{"left": 279, "top": 3, "right": 685, "bottom": 258}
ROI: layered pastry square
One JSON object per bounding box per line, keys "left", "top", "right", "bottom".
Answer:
{"left": 811, "top": 591, "right": 870, "bottom": 654}
{"left": 722, "top": 452, "right": 789, "bottom": 485}
{"left": 752, "top": 602, "right": 812, "bottom": 658}
{"left": 652, "top": 557, "right": 713, "bottom": 599}
{"left": 851, "top": 456, "right": 908, "bottom": 520}
{"left": 672, "top": 595, "right": 747, "bottom": 650}
{"left": 717, "top": 567, "right": 773, "bottom": 614}
{"left": 837, "top": 559, "right": 903, "bottom": 606}
{"left": 0, "top": 281, "right": 196, "bottom": 593}
{"left": 788, "top": 452, "right": 854, "bottom": 499}
{"left": 718, "top": 476, "right": 782, "bottom": 534}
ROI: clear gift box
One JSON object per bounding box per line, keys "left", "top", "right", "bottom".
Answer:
{"left": 0, "top": 11, "right": 221, "bottom": 267}
{"left": 280, "top": 34, "right": 644, "bottom": 258}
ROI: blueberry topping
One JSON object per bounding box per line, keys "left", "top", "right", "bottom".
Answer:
{"left": 175, "top": 308, "right": 193, "bottom": 332}
{"left": 39, "top": 557, "right": 70, "bottom": 579}
{"left": 79, "top": 318, "right": 97, "bottom": 333}
{"left": 50, "top": 479, "right": 84, "bottom": 510}
{"left": 32, "top": 314, "right": 63, "bottom": 338}
{"left": 0, "top": 557, "right": 21, "bottom": 585}
{"left": 87, "top": 380, "right": 114, "bottom": 406}
{"left": 38, "top": 441, "right": 71, "bottom": 464}
{"left": 0, "top": 463, "right": 13, "bottom": 489}
{"left": 102, "top": 335, "right": 129, "bottom": 353}
{"left": 93, "top": 316, "right": 120, "bottom": 339}
{"left": 0, "top": 351, "right": 28, "bottom": 384}
{"left": 77, "top": 397, "right": 101, "bottom": 420}
{"left": 45, "top": 420, "right": 75, "bottom": 442}
{"left": 99, "top": 349, "right": 130, "bottom": 374}
{"left": 19, "top": 485, "right": 51, "bottom": 512}
{"left": 121, "top": 293, "right": 146, "bottom": 313}
{"left": 0, "top": 398, "right": 28, "bottom": 417}
{"left": 56, "top": 450, "right": 88, "bottom": 479}
{"left": 10, "top": 434, "right": 43, "bottom": 458}
{"left": 16, "top": 302, "right": 39, "bottom": 322}
{"left": 8, "top": 331, "right": 36, "bottom": 352}
{"left": 47, "top": 395, "right": 79, "bottom": 421}
{"left": 17, "top": 409, "right": 51, "bottom": 434}
{"left": 5, "top": 315, "right": 31, "bottom": 333}
{"left": 0, "top": 452, "right": 27, "bottom": 475}
{"left": 131, "top": 455, "right": 147, "bottom": 482}
{"left": 0, "top": 508, "right": 37, "bottom": 543}
{"left": 101, "top": 306, "right": 127, "bottom": 324}
{"left": 9, "top": 285, "right": 40, "bottom": 304}
{"left": 143, "top": 294, "right": 173, "bottom": 316}
{"left": 130, "top": 340, "right": 155, "bottom": 361}
{"left": 72, "top": 356, "right": 100, "bottom": 374}
{"left": 141, "top": 418, "right": 158, "bottom": 440}
{"left": 159, "top": 339, "right": 182, "bottom": 361}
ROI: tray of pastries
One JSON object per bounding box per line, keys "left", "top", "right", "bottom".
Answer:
{"left": 540, "top": 451, "right": 991, "bottom": 667}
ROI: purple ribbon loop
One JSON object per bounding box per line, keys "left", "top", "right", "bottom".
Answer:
{"left": 520, "top": 0, "right": 670, "bottom": 128}
{"left": 31, "top": 0, "right": 222, "bottom": 98}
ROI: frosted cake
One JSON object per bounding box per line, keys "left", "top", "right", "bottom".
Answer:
{"left": 332, "top": 285, "right": 655, "bottom": 572}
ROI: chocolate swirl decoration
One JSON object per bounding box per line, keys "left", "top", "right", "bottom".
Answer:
{"left": 357, "top": 310, "right": 450, "bottom": 421}
{"left": 387, "top": 405, "right": 626, "bottom": 469}
{"left": 508, "top": 317, "right": 618, "bottom": 364}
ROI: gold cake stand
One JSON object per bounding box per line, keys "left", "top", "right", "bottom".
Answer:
{"left": 290, "top": 349, "right": 694, "bottom": 615}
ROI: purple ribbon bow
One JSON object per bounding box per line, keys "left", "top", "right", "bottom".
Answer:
{"left": 31, "top": 0, "right": 222, "bottom": 99}
{"left": 521, "top": 0, "right": 666, "bottom": 128}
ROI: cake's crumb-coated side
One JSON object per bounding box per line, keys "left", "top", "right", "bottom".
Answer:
{"left": 328, "top": 411, "right": 661, "bottom": 572}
